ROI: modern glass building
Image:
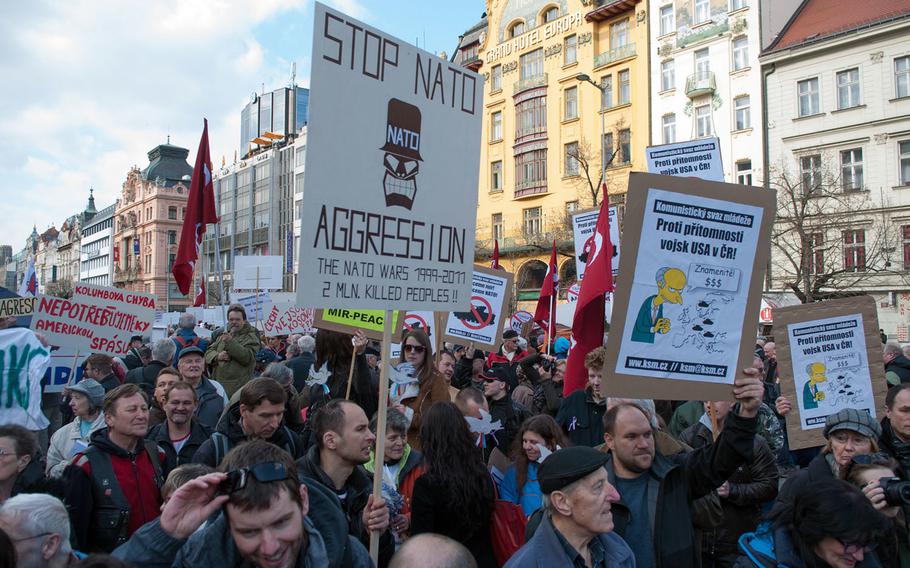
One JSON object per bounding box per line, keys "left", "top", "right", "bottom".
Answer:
{"left": 239, "top": 86, "right": 309, "bottom": 159}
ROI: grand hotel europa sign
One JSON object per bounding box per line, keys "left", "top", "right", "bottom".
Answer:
{"left": 484, "top": 12, "right": 584, "bottom": 64}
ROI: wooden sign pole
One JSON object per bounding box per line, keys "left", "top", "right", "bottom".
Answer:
{"left": 369, "top": 309, "right": 393, "bottom": 564}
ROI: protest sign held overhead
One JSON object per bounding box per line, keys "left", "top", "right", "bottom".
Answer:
{"left": 297, "top": 2, "right": 482, "bottom": 311}
{"left": 442, "top": 266, "right": 513, "bottom": 350}
{"left": 391, "top": 311, "right": 437, "bottom": 358}
{"left": 774, "top": 296, "right": 887, "bottom": 450}
{"left": 314, "top": 309, "right": 403, "bottom": 341}
{"left": 230, "top": 291, "right": 293, "bottom": 323}
{"left": 233, "top": 256, "right": 284, "bottom": 290}
{"left": 30, "top": 284, "right": 155, "bottom": 355}
{"left": 261, "top": 302, "right": 317, "bottom": 336}
{"left": 645, "top": 138, "right": 724, "bottom": 182}
{"left": 42, "top": 349, "right": 86, "bottom": 393}
{"left": 572, "top": 207, "right": 620, "bottom": 281}
{"left": 0, "top": 296, "right": 36, "bottom": 318}
{"left": 604, "top": 172, "right": 775, "bottom": 401}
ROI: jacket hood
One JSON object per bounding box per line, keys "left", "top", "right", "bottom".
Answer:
{"left": 88, "top": 428, "right": 145, "bottom": 459}
{"left": 365, "top": 445, "right": 422, "bottom": 481}
{"left": 738, "top": 524, "right": 806, "bottom": 568}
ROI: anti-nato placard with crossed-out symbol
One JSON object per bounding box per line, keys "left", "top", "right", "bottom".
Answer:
{"left": 442, "top": 266, "right": 513, "bottom": 350}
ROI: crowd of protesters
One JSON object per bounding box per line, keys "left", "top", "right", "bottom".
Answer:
{"left": 1, "top": 306, "right": 909, "bottom": 568}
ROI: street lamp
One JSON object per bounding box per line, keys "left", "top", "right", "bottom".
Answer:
{"left": 576, "top": 73, "right": 607, "bottom": 201}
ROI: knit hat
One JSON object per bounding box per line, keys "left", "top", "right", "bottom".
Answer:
{"left": 823, "top": 408, "right": 882, "bottom": 440}
{"left": 67, "top": 379, "right": 105, "bottom": 410}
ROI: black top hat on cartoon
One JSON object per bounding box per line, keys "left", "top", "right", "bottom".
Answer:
{"left": 381, "top": 99, "right": 423, "bottom": 161}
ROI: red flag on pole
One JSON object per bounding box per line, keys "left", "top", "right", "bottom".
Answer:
{"left": 194, "top": 278, "right": 206, "bottom": 307}
{"left": 491, "top": 239, "right": 501, "bottom": 269}
{"left": 173, "top": 119, "right": 219, "bottom": 296}
{"left": 564, "top": 188, "right": 615, "bottom": 395}
{"left": 533, "top": 241, "right": 559, "bottom": 339}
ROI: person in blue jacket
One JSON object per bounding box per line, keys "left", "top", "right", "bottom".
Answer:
{"left": 499, "top": 414, "right": 570, "bottom": 517}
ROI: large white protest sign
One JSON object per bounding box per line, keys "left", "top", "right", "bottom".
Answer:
{"left": 297, "top": 3, "right": 482, "bottom": 311}
{"left": 646, "top": 138, "right": 724, "bottom": 182}
{"left": 261, "top": 303, "right": 317, "bottom": 336}
{"left": 572, "top": 207, "right": 620, "bottom": 281}
{"left": 31, "top": 284, "right": 155, "bottom": 355}
{"left": 233, "top": 256, "right": 284, "bottom": 290}
{"left": 442, "top": 267, "right": 513, "bottom": 350}
{"left": 0, "top": 328, "right": 51, "bottom": 428}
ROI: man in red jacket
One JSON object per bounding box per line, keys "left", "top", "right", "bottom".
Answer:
{"left": 64, "top": 383, "right": 166, "bottom": 552}
{"left": 485, "top": 329, "right": 528, "bottom": 390}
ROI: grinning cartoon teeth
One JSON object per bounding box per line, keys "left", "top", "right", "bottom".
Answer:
{"left": 380, "top": 98, "right": 423, "bottom": 210}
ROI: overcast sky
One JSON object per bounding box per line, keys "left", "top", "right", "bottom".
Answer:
{"left": 0, "top": 0, "right": 482, "bottom": 249}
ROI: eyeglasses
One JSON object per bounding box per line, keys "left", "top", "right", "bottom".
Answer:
{"left": 836, "top": 538, "right": 876, "bottom": 555}
{"left": 0, "top": 448, "right": 18, "bottom": 457}
{"left": 219, "top": 462, "right": 289, "bottom": 495}
{"left": 11, "top": 532, "right": 52, "bottom": 543}
{"left": 403, "top": 344, "right": 426, "bottom": 354}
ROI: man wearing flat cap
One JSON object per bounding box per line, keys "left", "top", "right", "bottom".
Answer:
{"left": 505, "top": 446, "right": 636, "bottom": 567}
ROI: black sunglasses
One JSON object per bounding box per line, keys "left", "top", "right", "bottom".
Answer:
{"left": 403, "top": 344, "right": 426, "bottom": 354}
{"left": 218, "top": 462, "right": 289, "bottom": 495}
{"left": 850, "top": 453, "right": 891, "bottom": 466}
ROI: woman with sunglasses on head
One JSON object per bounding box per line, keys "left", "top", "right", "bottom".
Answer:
{"left": 736, "top": 477, "right": 888, "bottom": 568}
{"left": 397, "top": 329, "right": 449, "bottom": 451}
{"left": 843, "top": 454, "right": 910, "bottom": 568}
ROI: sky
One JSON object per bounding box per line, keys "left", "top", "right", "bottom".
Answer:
{"left": 0, "top": 0, "right": 483, "bottom": 249}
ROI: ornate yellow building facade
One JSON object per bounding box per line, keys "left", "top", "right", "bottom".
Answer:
{"left": 456, "top": 0, "right": 650, "bottom": 309}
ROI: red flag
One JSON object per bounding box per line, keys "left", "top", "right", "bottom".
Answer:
{"left": 173, "top": 119, "right": 219, "bottom": 295}
{"left": 533, "top": 241, "right": 559, "bottom": 338}
{"left": 194, "top": 278, "right": 206, "bottom": 307}
{"left": 490, "top": 239, "right": 501, "bottom": 269}
{"left": 564, "top": 189, "right": 615, "bottom": 395}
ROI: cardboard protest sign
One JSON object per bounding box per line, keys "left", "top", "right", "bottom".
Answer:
{"left": 0, "top": 296, "right": 36, "bottom": 318}
{"left": 441, "top": 267, "right": 513, "bottom": 350}
{"left": 233, "top": 256, "right": 284, "bottom": 290}
{"left": 261, "top": 303, "right": 317, "bottom": 336}
{"left": 645, "top": 138, "right": 724, "bottom": 182}
{"left": 774, "top": 296, "right": 887, "bottom": 450}
{"left": 314, "top": 309, "right": 403, "bottom": 341}
{"left": 297, "top": 3, "right": 482, "bottom": 311}
{"left": 572, "top": 207, "right": 620, "bottom": 281}
{"left": 509, "top": 311, "right": 533, "bottom": 334}
{"left": 604, "top": 172, "right": 775, "bottom": 400}
{"left": 31, "top": 284, "right": 155, "bottom": 355}
{"left": 231, "top": 292, "right": 293, "bottom": 323}
{"left": 0, "top": 328, "right": 51, "bottom": 429}
{"left": 390, "top": 311, "right": 437, "bottom": 359}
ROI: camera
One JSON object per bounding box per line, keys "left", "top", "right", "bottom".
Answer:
{"left": 879, "top": 476, "right": 910, "bottom": 506}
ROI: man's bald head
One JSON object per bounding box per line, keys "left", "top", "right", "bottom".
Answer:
{"left": 389, "top": 533, "right": 477, "bottom": 568}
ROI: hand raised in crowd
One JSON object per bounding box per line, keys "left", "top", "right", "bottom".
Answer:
{"left": 717, "top": 481, "right": 731, "bottom": 498}
{"left": 217, "top": 351, "right": 231, "bottom": 362}
{"left": 222, "top": 331, "right": 233, "bottom": 342}
{"left": 160, "top": 472, "right": 230, "bottom": 540}
{"left": 362, "top": 493, "right": 389, "bottom": 533}
{"left": 391, "top": 513, "right": 410, "bottom": 533}
{"left": 353, "top": 329, "right": 367, "bottom": 355}
{"left": 775, "top": 395, "right": 792, "bottom": 416}
{"left": 861, "top": 478, "right": 889, "bottom": 512}
{"left": 465, "top": 344, "right": 476, "bottom": 359}
{"left": 733, "top": 357, "right": 765, "bottom": 418}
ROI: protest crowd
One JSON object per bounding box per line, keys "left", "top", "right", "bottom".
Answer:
{"left": 0, "top": 301, "right": 906, "bottom": 568}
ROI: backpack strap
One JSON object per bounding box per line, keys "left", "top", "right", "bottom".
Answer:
{"left": 143, "top": 441, "right": 165, "bottom": 487}
{"left": 281, "top": 426, "right": 298, "bottom": 457}
{"left": 84, "top": 446, "right": 130, "bottom": 512}
{"left": 212, "top": 432, "right": 231, "bottom": 466}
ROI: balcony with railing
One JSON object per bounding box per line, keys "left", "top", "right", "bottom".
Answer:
{"left": 685, "top": 71, "right": 716, "bottom": 98}
{"left": 593, "top": 43, "right": 636, "bottom": 68}
{"left": 513, "top": 73, "right": 548, "bottom": 95}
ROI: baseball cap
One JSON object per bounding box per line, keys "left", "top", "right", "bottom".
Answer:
{"left": 503, "top": 329, "right": 519, "bottom": 340}
{"left": 177, "top": 346, "right": 205, "bottom": 361}
{"left": 539, "top": 447, "right": 610, "bottom": 493}
{"left": 480, "top": 365, "right": 509, "bottom": 383}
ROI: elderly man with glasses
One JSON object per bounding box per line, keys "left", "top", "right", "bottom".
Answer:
{"left": 0, "top": 493, "right": 84, "bottom": 568}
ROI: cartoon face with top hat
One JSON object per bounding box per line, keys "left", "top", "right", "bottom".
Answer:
{"left": 381, "top": 98, "right": 423, "bottom": 209}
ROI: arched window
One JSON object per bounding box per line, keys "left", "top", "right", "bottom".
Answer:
{"left": 558, "top": 261, "right": 577, "bottom": 299}
{"left": 510, "top": 20, "right": 526, "bottom": 38}
{"left": 517, "top": 260, "right": 548, "bottom": 301}
{"left": 542, "top": 6, "right": 559, "bottom": 23}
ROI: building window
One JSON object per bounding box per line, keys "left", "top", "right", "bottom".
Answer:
{"left": 736, "top": 161, "right": 752, "bottom": 185}
{"left": 809, "top": 233, "right": 824, "bottom": 275}
{"left": 618, "top": 70, "right": 630, "bottom": 104}
{"left": 516, "top": 150, "right": 547, "bottom": 192}
{"left": 897, "top": 56, "right": 910, "bottom": 99}
{"left": 491, "top": 65, "right": 502, "bottom": 91}
{"left": 491, "top": 111, "right": 502, "bottom": 141}
{"left": 519, "top": 48, "right": 544, "bottom": 80}
{"left": 168, "top": 253, "right": 176, "bottom": 272}
{"left": 515, "top": 96, "right": 547, "bottom": 138}
{"left": 564, "top": 35, "right": 577, "bottom": 65}
{"left": 659, "top": 5, "right": 674, "bottom": 35}
{"left": 145, "top": 255, "right": 151, "bottom": 273}
{"left": 600, "top": 75, "right": 613, "bottom": 109}
{"left": 695, "top": 105, "right": 712, "bottom": 137}
{"left": 841, "top": 148, "right": 864, "bottom": 191}
{"left": 662, "top": 114, "right": 676, "bottom": 144}
{"left": 167, "top": 206, "right": 177, "bottom": 220}
{"left": 800, "top": 154, "right": 822, "bottom": 193}
{"left": 543, "top": 6, "right": 559, "bottom": 22}
{"left": 661, "top": 60, "right": 675, "bottom": 91}
{"left": 732, "top": 37, "right": 748, "bottom": 71}
{"left": 901, "top": 141, "right": 910, "bottom": 186}
{"left": 167, "top": 230, "right": 177, "bottom": 245}
{"left": 734, "top": 95, "right": 751, "bottom": 130}
{"left": 730, "top": 0, "right": 748, "bottom": 9}
{"left": 523, "top": 207, "right": 542, "bottom": 236}
{"left": 619, "top": 129, "right": 631, "bottom": 164}
{"left": 510, "top": 21, "right": 525, "bottom": 38}
{"left": 566, "top": 201, "right": 580, "bottom": 216}
{"left": 491, "top": 161, "right": 503, "bottom": 192}
{"left": 610, "top": 19, "right": 630, "bottom": 48}
{"left": 694, "top": 0, "right": 710, "bottom": 23}
{"left": 843, "top": 230, "right": 866, "bottom": 271}
{"left": 603, "top": 132, "right": 614, "bottom": 168}
{"left": 798, "top": 78, "right": 820, "bottom": 117}
{"left": 565, "top": 142, "right": 579, "bottom": 176}
{"left": 492, "top": 213, "right": 503, "bottom": 241}
{"left": 694, "top": 48, "right": 710, "bottom": 79}
{"left": 564, "top": 87, "right": 578, "bottom": 119}
{"left": 836, "top": 68, "right": 860, "bottom": 109}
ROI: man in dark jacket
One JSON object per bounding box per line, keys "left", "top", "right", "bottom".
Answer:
{"left": 297, "top": 399, "right": 393, "bottom": 565}
{"left": 599, "top": 366, "right": 764, "bottom": 568}
{"left": 193, "top": 377, "right": 305, "bottom": 467}
{"left": 679, "top": 400, "right": 779, "bottom": 567}
{"left": 170, "top": 313, "right": 210, "bottom": 365}
{"left": 126, "top": 339, "right": 175, "bottom": 398}
{"left": 884, "top": 342, "right": 910, "bottom": 385}
{"left": 880, "top": 382, "right": 910, "bottom": 476}
{"left": 63, "top": 384, "right": 167, "bottom": 552}
{"left": 175, "top": 346, "right": 224, "bottom": 430}
{"left": 122, "top": 336, "right": 146, "bottom": 371}
{"left": 148, "top": 381, "right": 211, "bottom": 469}
{"left": 485, "top": 329, "right": 528, "bottom": 390}
{"left": 453, "top": 346, "right": 485, "bottom": 390}
{"left": 483, "top": 365, "right": 530, "bottom": 452}
{"left": 556, "top": 347, "right": 607, "bottom": 447}
{"left": 285, "top": 334, "right": 316, "bottom": 393}
{"left": 84, "top": 353, "right": 122, "bottom": 392}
